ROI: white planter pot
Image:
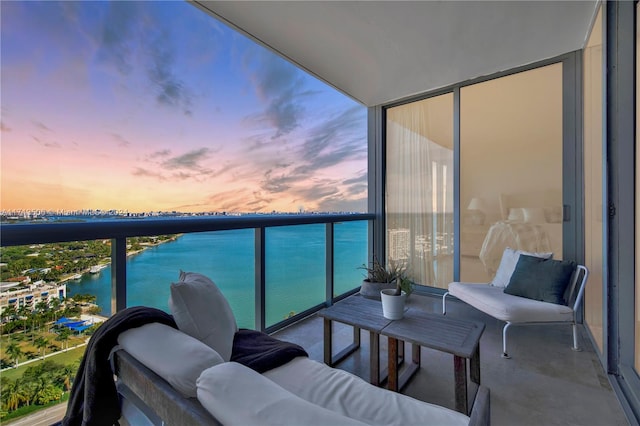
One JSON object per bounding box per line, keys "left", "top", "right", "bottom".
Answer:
{"left": 380, "top": 289, "right": 407, "bottom": 320}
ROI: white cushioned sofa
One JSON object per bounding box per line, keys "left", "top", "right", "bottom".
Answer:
{"left": 443, "top": 248, "right": 588, "bottom": 358}
{"left": 111, "top": 271, "right": 491, "bottom": 426}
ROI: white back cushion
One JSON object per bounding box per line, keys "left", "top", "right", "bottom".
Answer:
{"left": 118, "top": 322, "right": 224, "bottom": 398}
{"left": 197, "top": 362, "right": 367, "bottom": 426}
{"left": 169, "top": 271, "right": 237, "bottom": 361}
{"left": 491, "top": 247, "right": 553, "bottom": 288}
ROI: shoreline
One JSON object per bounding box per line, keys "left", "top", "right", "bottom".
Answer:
{"left": 57, "top": 234, "right": 182, "bottom": 285}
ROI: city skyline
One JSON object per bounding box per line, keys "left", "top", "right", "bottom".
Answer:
{"left": 1, "top": 1, "right": 368, "bottom": 214}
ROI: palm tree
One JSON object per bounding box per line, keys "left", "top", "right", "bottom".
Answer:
{"left": 1, "top": 304, "right": 16, "bottom": 324}
{"left": 59, "top": 364, "right": 77, "bottom": 392}
{"left": 5, "top": 342, "right": 22, "bottom": 367}
{"left": 1, "top": 305, "right": 17, "bottom": 341}
{"left": 34, "top": 336, "right": 49, "bottom": 359}
{"left": 17, "top": 305, "right": 30, "bottom": 333}
{"left": 49, "top": 297, "right": 61, "bottom": 321}
{"left": 1, "top": 377, "right": 24, "bottom": 412}
{"left": 56, "top": 327, "right": 72, "bottom": 351}
{"left": 34, "top": 300, "right": 49, "bottom": 328}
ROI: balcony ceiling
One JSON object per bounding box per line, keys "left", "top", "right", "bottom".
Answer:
{"left": 194, "top": 1, "right": 597, "bottom": 106}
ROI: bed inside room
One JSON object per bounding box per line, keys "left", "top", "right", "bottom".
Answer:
{"left": 478, "top": 191, "right": 563, "bottom": 279}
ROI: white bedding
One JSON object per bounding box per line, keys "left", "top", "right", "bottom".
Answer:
{"left": 264, "top": 356, "right": 470, "bottom": 426}
{"left": 479, "top": 221, "right": 562, "bottom": 278}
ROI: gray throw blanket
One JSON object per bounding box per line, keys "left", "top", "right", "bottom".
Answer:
{"left": 231, "top": 328, "right": 308, "bottom": 373}
{"left": 62, "top": 306, "right": 177, "bottom": 426}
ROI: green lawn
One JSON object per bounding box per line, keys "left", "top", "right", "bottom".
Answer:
{"left": 1, "top": 346, "right": 85, "bottom": 381}
{"left": 1, "top": 326, "right": 86, "bottom": 367}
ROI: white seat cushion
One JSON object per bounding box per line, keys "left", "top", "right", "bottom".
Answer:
{"left": 197, "top": 362, "right": 367, "bottom": 426}
{"left": 448, "top": 282, "right": 574, "bottom": 323}
{"left": 264, "top": 357, "right": 470, "bottom": 426}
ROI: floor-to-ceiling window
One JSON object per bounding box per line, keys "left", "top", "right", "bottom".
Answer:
{"left": 384, "top": 58, "right": 576, "bottom": 290}
{"left": 385, "top": 94, "right": 454, "bottom": 288}
{"left": 584, "top": 5, "right": 604, "bottom": 354}
{"left": 460, "top": 64, "right": 564, "bottom": 283}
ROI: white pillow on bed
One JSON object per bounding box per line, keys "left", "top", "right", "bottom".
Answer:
{"left": 197, "top": 362, "right": 367, "bottom": 426}
{"left": 507, "top": 207, "right": 525, "bottom": 222}
{"left": 491, "top": 247, "right": 553, "bottom": 288}
{"left": 523, "top": 207, "right": 547, "bottom": 224}
{"left": 117, "top": 322, "right": 224, "bottom": 398}
{"left": 169, "top": 271, "right": 237, "bottom": 361}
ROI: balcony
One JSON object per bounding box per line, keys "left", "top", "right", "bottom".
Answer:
{"left": 0, "top": 216, "right": 628, "bottom": 425}
{"left": 274, "top": 294, "right": 628, "bottom": 426}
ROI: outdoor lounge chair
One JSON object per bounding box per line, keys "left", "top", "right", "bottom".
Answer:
{"left": 442, "top": 248, "right": 589, "bottom": 358}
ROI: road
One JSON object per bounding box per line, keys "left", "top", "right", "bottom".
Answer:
{"left": 5, "top": 402, "right": 66, "bottom": 426}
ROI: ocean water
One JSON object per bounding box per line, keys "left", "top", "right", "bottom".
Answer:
{"left": 67, "top": 221, "right": 368, "bottom": 328}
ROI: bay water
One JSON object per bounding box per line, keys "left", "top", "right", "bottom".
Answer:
{"left": 67, "top": 221, "right": 367, "bottom": 328}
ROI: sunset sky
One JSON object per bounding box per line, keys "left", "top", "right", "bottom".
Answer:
{"left": 1, "top": 1, "right": 368, "bottom": 213}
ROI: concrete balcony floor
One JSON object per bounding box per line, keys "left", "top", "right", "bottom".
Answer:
{"left": 273, "top": 293, "right": 629, "bottom": 426}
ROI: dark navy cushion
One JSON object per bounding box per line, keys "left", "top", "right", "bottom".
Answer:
{"left": 504, "top": 255, "right": 576, "bottom": 305}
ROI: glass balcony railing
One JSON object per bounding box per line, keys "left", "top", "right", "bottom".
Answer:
{"left": 1, "top": 214, "right": 372, "bottom": 333}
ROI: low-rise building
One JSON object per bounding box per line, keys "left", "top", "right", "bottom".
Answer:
{"left": 0, "top": 281, "right": 66, "bottom": 316}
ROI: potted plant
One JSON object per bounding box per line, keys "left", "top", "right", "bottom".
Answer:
{"left": 358, "top": 258, "right": 414, "bottom": 314}
{"left": 358, "top": 257, "right": 403, "bottom": 300}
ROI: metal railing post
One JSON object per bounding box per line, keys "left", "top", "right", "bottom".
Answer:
{"left": 325, "top": 222, "right": 335, "bottom": 306}
{"left": 255, "top": 227, "right": 266, "bottom": 332}
{"left": 111, "top": 237, "right": 127, "bottom": 313}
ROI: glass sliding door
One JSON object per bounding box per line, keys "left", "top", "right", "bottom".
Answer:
{"left": 634, "top": 3, "right": 640, "bottom": 373}
{"left": 460, "top": 64, "right": 564, "bottom": 283}
{"left": 584, "top": 6, "right": 604, "bottom": 353}
{"left": 386, "top": 94, "right": 454, "bottom": 288}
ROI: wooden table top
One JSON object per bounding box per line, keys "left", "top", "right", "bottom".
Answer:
{"left": 317, "top": 294, "right": 392, "bottom": 332}
{"left": 381, "top": 308, "right": 485, "bottom": 358}
{"left": 318, "top": 294, "right": 485, "bottom": 359}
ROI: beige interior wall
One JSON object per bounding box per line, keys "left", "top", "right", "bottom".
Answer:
{"left": 460, "top": 64, "right": 563, "bottom": 223}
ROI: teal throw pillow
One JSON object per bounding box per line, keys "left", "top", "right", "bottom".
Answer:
{"left": 504, "top": 255, "right": 576, "bottom": 305}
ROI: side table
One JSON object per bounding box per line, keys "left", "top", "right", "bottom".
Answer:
{"left": 381, "top": 308, "right": 485, "bottom": 415}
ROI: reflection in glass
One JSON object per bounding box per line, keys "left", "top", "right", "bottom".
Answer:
{"left": 386, "top": 94, "right": 454, "bottom": 289}
{"left": 460, "top": 64, "right": 563, "bottom": 283}
{"left": 584, "top": 6, "right": 604, "bottom": 354}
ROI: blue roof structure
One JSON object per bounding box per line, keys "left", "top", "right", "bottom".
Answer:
{"left": 55, "top": 317, "right": 91, "bottom": 332}
{"left": 63, "top": 321, "right": 86, "bottom": 328}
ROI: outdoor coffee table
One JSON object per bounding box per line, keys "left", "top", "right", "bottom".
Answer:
{"left": 317, "top": 294, "right": 404, "bottom": 386}
{"left": 381, "top": 308, "right": 485, "bottom": 415}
